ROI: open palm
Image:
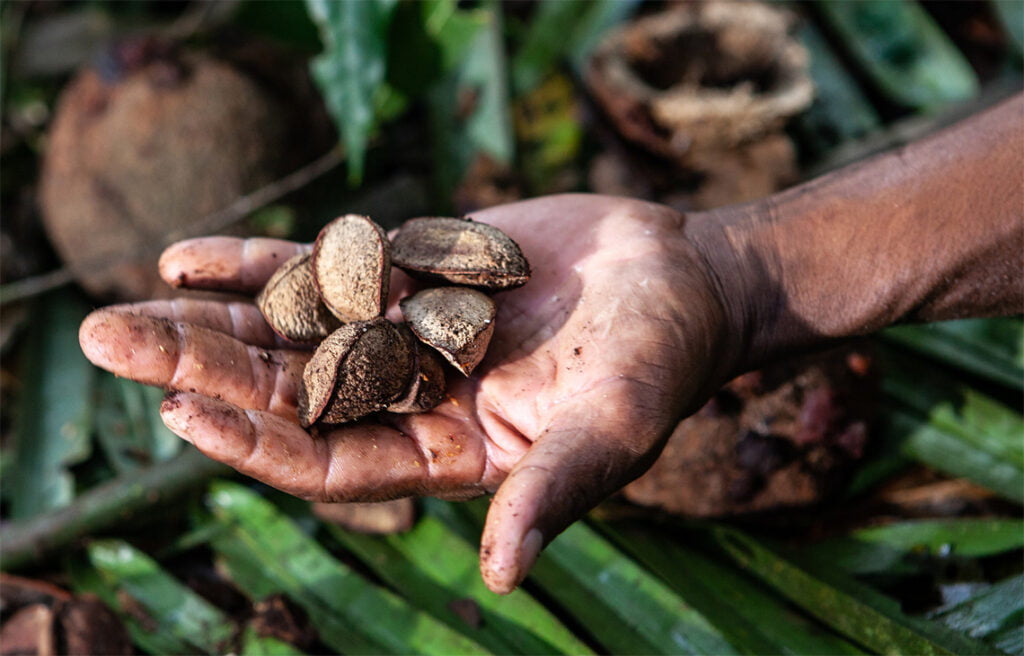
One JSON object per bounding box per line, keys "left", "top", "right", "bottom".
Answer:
{"left": 80, "top": 194, "right": 731, "bottom": 593}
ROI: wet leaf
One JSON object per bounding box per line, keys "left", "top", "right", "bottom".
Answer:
{"left": 95, "top": 375, "right": 181, "bottom": 474}
{"left": 68, "top": 555, "right": 189, "bottom": 656}
{"left": 306, "top": 0, "right": 399, "bottom": 184}
{"left": 75, "top": 539, "right": 236, "bottom": 654}
{"left": 510, "top": 1, "right": 587, "bottom": 94}
{"left": 878, "top": 348, "right": 1024, "bottom": 502}
{"left": 600, "top": 520, "right": 866, "bottom": 655}
{"left": 714, "top": 527, "right": 996, "bottom": 655}
{"left": 930, "top": 575, "right": 1024, "bottom": 643}
{"left": 443, "top": 499, "right": 736, "bottom": 655}
{"left": 815, "top": 1, "right": 978, "bottom": 111}
{"left": 884, "top": 318, "right": 1024, "bottom": 391}
{"left": 385, "top": 0, "right": 486, "bottom": 103}
{"left": 241, "top": 627, "right": 307, "bottom": 656}
{"left": 805, "top": 519, "right": 1024, "bottom": 576}
{"left": 329, "top": 502, "right": 592, "bottom": 654}
{"left": 9, "top": 289, "right": 95, "bottom": 519}
{"left": 207, "top": 481, "right": 489, "bottom": 655}
{"left": 886, "top": 406, "right": 1024, "bottom": 503}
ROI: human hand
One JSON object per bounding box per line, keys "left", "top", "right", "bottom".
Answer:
{"left": 79, "top": 194, "right": 738, "bottom": 593}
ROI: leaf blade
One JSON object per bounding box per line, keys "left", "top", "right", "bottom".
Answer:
{"left": 9, "top": 290, "right": 96, "bottom": 518}
{"left": 306, "top": 0, "right": 398, "bottom": 184}
{"left": 329, "top": 505, "right": 593, "bottom": 655}
{"left": 714, "top": 527, "right": 997, "bottom": 656}
{"left": 207, "top": 481, "right": 490, "bottom": 655}
{"left": 598, "top": 520, "right": 866, "bottom": 656}
{"left": 85, "top": 539, "right": 236, "bottom": 654}
{"left": 443, "top": 499, "right": 737, "bottom": 655}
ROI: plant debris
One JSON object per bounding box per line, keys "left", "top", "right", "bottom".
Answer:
{"left": 585, "top": 1, "right": 813, "bottom": 210}
{"left": 624, "top": 346, "right": 877, "bottom": 517}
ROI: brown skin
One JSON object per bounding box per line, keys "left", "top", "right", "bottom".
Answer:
{"left": 79, "top": 94, "right": 1023, "bottom": 594}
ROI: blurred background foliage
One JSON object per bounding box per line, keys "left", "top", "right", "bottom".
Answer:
{"left": 0, "top": 1, "right": 1022, "bottom": 654}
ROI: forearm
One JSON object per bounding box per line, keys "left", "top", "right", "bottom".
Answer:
{"left": 693, "top": 94, "right": 1023, "bottom": 373}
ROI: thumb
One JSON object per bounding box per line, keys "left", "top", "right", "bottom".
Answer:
{"left": 479, "top": 418, "right": 660, "bottom": 594}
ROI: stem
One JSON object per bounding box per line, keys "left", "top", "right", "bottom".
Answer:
{"left": 0, "top": 447, "right": 230, "bottom": 571}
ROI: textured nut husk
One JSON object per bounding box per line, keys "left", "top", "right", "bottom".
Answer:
{"left": 256, "top": 252, "right": 340, "bottom": 343}
{"left": 400, "top": 287, "right": 496, "bottom": 376}
{"left": 391, "top": 217, "right": 530, "bottom": 290}
{"left": 313, "top": 215, "right": 391, "bottom": 323}
{"left": 387, "top": 324, "right": 447, "bottom": 413}
{"left": 298, "top": 318, "right": 413, "bottom": 426}
{"left": 38, "top": 49, "right": 293, "bottom": 301}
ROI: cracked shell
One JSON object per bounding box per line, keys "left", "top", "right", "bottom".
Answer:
{"left": 387, "top": 324, "right": 447, "bottom": 414}
{"left": 298, "top": 318, "right": 413, "bottom": 426}
{"left": 391, "top": 217, "right": 530, "bottom": 290}
{"left": 312, "top": 214, "right": 391, "bottom": 323}
{"left": 257, "top": 252, "right": 340, "bottom": 343}
{"left": 400, "top": 287, "right": 496, "bottom": 376}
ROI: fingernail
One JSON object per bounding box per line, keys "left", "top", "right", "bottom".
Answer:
{"left": 160, "top": 392, "right": 193, "bottom": 444}
{"left": 516, "top": 528, "right": 544, "bottom": 586}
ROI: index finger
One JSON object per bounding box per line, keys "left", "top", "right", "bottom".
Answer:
{"left": 159, "top": 237, "right": 310, "bottom": 293}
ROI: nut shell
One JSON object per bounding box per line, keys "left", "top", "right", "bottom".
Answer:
{"left": 387, "top": 324, "right": 447, "bottom": 414}
{"left": 256, "top": 252, "right": 340, "bottom": 343}
{"left": 312, "top": 215, "right": 391, "bottom": 323}
{"left": 298, "top": 318, "right": 413, "bottom": 426}
{"left": 400, "top": 287, "right": 496, "bottom": 376}
{"left": 391, "top": 217, "right": 530, "bottom": 290}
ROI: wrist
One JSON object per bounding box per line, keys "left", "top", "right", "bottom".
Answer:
{"left": 687, "top": 95, "right": 1024, "bottom": 380}
{"left": 685, "top": 203, "right": 784, "bottom": 379}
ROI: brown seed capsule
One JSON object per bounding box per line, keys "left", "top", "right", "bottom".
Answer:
{"left": 256, "top": 252, "right": 340, "bottom": 343}
{"left": 387, "top": 324, "right": 447, "bottom": 414}
{"left": 298, "top": 318, "right": 413, "bottom": 426}
{"left": 400, "top": 287, "right": 496, "bottom": 376}
{"left": 312, "top": 214, "right": 391, "bottom": 323}
{"left": 391, "top": 217, "right": 530, "bottom": 290}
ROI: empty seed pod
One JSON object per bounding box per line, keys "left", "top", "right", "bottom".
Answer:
{"left": 387, "top": 324, "right": 448, "bottom": 414}
{"left": 298, "top": 318, "right": 413, "bottom": 426}
{"left": 400, "top": 287, "right": 496, "bottom": 376}
{"left": 256, "top": 252, "right": 340, "bottom": 343}
{"left": 312, "top": 214, "right": 391, "bottom": 323}
{"left": 391, "top": 217, "right": 530, "bottom": 290}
